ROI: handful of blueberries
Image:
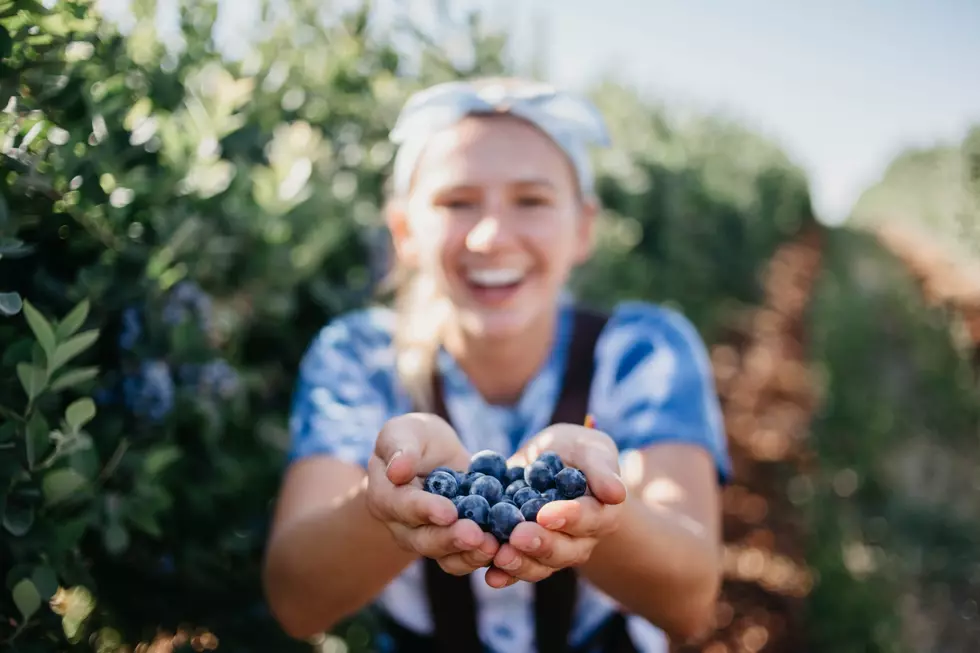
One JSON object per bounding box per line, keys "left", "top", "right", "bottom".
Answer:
{"left": 422, "top": 449, "right": 589, "bottom": 544}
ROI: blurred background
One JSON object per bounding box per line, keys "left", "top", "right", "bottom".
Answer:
{"left": 1, "top": 1, "right": 978, "bottom": 652}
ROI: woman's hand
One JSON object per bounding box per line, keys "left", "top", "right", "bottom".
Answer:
{"left": 366, "top": 413, "right": 500, "bottom": 576}
{"left": 485, "top": 423, "right": 627, "bottom": 588}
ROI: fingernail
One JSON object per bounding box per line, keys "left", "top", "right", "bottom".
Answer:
{"left": 546, "top": 518, "right": 565, "bottom": 530}
{"left": 527, "top": 537, "right": 541, "bottom": 551}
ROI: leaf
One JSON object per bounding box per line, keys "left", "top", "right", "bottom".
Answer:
{"left": 1, "top": 498, "right": 34, "bottom": 536}
{"left": 54, "top": 299, "right": 90, "bottom": 340}
{"left": 50, "top": 366, "right": 99, "bottom": 391}
{"left": 127, "top": 509, "right": 161, "bottom": 537}
{"left": 64, "top": 398, "right": 95, "bottom": 432}
{"left": 31, "top": 566, "right": 58, "bottom": 600}
{"left": 16, "top": 362, "right": 47, "bottom": 401}
{"left": 12, "top": 578, "right": 40, "bottom": 622}
{"left": 42, "top": 468, "right": 87, "bottom": 506}
{"left": 143, "top": 446, "right": 181, "bottom": 476}
{"left": 50, "top": 329, "right": 99, "bottom": 373}
{"left": 0, "top": 291, "right": 22, "bottom": 316}
{"left": 22, "top": 300, "right": 56, "bottom": 362}
{"left": 103, "top": 523, "right": 129, "bottom": 555}
{"left": 25, "top": 411, "right": 50, "bottom": 468}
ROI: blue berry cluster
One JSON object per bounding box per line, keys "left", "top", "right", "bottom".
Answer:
{"left": 423, "top": 449, "right": 589, "bottom": 544}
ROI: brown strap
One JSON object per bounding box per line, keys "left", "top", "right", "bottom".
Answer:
{"left": 422, "top": 307, "right": 610, "bottom": 653}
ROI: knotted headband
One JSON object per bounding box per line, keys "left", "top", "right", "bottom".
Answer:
{"left": 388, "top": 79, "right": 612, "bottom": 197}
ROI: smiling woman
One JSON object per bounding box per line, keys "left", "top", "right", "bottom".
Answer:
{"left": 261, "top": 77, "right": 732, "bottom": 653}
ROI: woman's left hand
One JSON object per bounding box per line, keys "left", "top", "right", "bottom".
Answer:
{"left": 485, "top": 423, "right": 628, "bottom": 588}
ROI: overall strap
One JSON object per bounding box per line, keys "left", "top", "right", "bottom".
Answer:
{"left": 422, "top": 307, "right": 610, "bottom": 653}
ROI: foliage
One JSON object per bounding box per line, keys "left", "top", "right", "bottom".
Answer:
{"left": 805, "top": 227, "right": 980, "bottom": 652}
{"left": 848, "top": 124, "right": 980, "bottom": 267}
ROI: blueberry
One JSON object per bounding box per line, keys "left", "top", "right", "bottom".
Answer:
{"left": 489, "top": 502, "right": 524, "bottom": 543}
{"left": 543, "top": 488, "right": 560, "bottom": 502}
{"left": 512, "top": 486, "right": 540, "bottom": 507}
{"left": 456, "top": 494, "right": 491, "bottom": 531}
{"left": 434, "top": 466, "right": 466, "bottom": 487}
{"left": 459, "top": 472, "right": 484, "bottom": 495}
{"left": 504, "top": 479, "right": 528, "bottom": 499}
{"left": 453, "top": 496, "right": 464, "bottom": 507}
{"left": 469, "top": 450, "right": 508, "bottom": 482}
{"left": 525, "top": 461, "right": 555, "bottom": 492}
{"left": 498, "top": 498, "right": 518, "bottom": 508}
{"left": 469, "top": 475, "right": 503, "bottom": 504}
{"left": 504, "top": 466, "right": 525, "bottom": 486}
{"left": 537, "top": 450, "right": 564, "bottom": 475}
{"left": 520, "top": 497, "right": 549, "bottom": 523}
{"left": 555, "top": 467, "right": 588, "bottom": 499}
{"left": 423, "top": 470, "right": 458, "bottom": 499}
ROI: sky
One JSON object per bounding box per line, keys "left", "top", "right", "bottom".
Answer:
{"left": 97, "top": 0, "right": 980, "bottom": 227}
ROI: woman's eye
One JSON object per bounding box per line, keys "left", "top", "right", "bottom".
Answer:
{"left": 440, "top": 198, "right": 476, "bottom": 210}
{"left": 517, "top": 196, "right": 549, "bottom": 207}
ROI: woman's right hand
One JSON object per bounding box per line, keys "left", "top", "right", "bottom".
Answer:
{"left": 366, "top": 413, "right": 500, "bottom": 576}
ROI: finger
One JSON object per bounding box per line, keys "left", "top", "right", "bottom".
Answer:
{"left": 438, "top": 534, "right": 499, "bottom": 575}
{"left": 564, "top": 432, "right": 627, "bottom": 505}
{"left": 397, "top": 518, "right": 486, "bottom": 559}
{"left": 368, "top": 456, "right": 457, "bottom": 527}
{"left": 484, "top": 566, "right": 520, "bottom": 589}
{"left": 491, "top": 544, "right": 556, "bottom": 583}
{"left": 507, "top": 522, "right": 591, "bottom": 568}
{"left": 534, "top": 496, "right": 607, "bottom": 537}
{"left": 376, "top": 413, "right": 465, "bottom": 485}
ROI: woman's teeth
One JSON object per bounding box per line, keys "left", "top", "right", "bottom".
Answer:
{"left": 465, "top": 268, "right": 526, "bottom": 287}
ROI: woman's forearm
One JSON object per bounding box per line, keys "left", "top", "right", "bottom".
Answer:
{"left": 579, "top": 496, "right": 723, "bottom": 642}
{"left": 262, "top": 476, "right": 417, "bottom": 640}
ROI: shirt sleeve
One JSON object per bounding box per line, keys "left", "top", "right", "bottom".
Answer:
{"left": 287, "top": 310, "right": 395, "bottom": 469}
{"left": 589, "top": 301, "right": 732, "bottom": 484}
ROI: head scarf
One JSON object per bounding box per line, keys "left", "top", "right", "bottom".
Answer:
{"left": 388, "top": 79, "right": 612, "bottom": 196}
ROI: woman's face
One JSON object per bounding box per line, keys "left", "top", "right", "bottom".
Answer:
{"left": 389, "top": 114, "right": 596, "bottom": 342}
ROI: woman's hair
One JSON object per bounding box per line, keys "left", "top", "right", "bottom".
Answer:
{"left": 381, "top": 76, "right": 609, "bottom": 412}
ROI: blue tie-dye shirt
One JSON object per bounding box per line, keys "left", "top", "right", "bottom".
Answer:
{"left": 288, "top": 299, "right": 731, "bottom": 653}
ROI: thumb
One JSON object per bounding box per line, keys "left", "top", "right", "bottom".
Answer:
{"left": 375, "top": 417, "right": 425, "bottom": 486}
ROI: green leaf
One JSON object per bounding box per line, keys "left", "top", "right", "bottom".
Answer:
{"left": 16, "top": 362, "right": 47, "bottom": 401}
{"left": 143, "top": 446, "right": 181, "bottom": 476}
{"left": 1, "top": 497, "right": 34, "bottom": 536}
{"left": 42, "top": 468, "right": 87, "bottom": 506}
{"left": 127, "top": 509, "right": 161, "bottom": 537}
{"left": 64, "top": 398, "right": 95, "bottom": 432}
{"left": 12, "top": 578, "right": 40, "bottom": 622}
{"left": 22, "top": 300, "right": 56, "bottom": 362}
{"left": 25, "top": 412, "right": 50, "bottom": 468}
{"left": 50, "top": 366, "right": 99, "bottom": 391}
{"left": 31, "top": 566, "right": 58, "bottom": 600}
{"left": 103, "top": 523, "right": 129, "bottom": 555}
{"left": 50, "top": 329, "right": 99, "bottom": 373}
{"left": 0, "top": 291, "right": 22, "bottom": 316}
{"left": 54, "top": 299, "right": 90, "bottom": 340}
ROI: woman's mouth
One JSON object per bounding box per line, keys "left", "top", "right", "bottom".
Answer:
{"left": 462, "top": 267, "right": 529, "bottom": 305}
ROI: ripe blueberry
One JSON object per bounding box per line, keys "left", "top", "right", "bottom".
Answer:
{"left": 525, "top": 461, "right": 556, "bottom": 492}
{"left": 512, "top": 486, "right": 540, "bottom": 507}
{"left": 469, "top": 475, "right": 503, "bottom": 505}
{"left": 459, "top": 471, "right": 484, "bottom": 495}
{"left": 504, "top": 479, "right": 528, "bottom": 499}
{"left": 555, "top": 467, "right": 588, "bottom": 499}
{"left": 456, "top": 494, "right": 491, "bottom": 531}
{"left": 505, "top": 466, "right": 525, "bottom": 486}
{"left": 543, "top": 488, "right": 560, "bottom": 502}
{"left": 469, "top": 450, "right": 508, "bottom": 482}
{"left": 489, "top": 501, "right": 525, "bottom": 543}
{"left": 423, "top": 470, "right": 458, "bottom": 499}
{"left": 434, "top": 465, "right": 466, "bottom": 487}
{"left": 537, "top": 450, "right": 564, "bottom": 475}
{"left": 520, "top": 497, "right": 549, "bottom": 523}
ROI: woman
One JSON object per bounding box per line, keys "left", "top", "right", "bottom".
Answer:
{"left": 262, "top": 78, "right": 732, "bottom": 653}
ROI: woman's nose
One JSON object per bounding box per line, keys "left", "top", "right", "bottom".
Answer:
{"left": 465, "top": 214, "right": 512, "bottom": 252}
